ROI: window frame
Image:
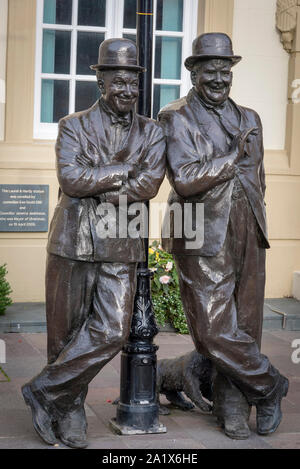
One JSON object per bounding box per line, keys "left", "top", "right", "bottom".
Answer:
{"left": 34, "top": 0, "right": 198, "bottom": 140}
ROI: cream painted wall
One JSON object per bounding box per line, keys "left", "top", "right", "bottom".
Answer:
{"left": 231, "top": 0, "right": 289, "bottom": 150}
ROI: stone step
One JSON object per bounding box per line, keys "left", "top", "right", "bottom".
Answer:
{"left": 263, "top": 298, "right": 300, "bottom": 331}
{"left": 0, "top": 303, "right": 46, "bottom": 333}
{"left": 0, "top": 299, "right": 299, "bottom": 333}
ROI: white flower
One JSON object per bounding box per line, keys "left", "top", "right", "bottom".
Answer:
{"left": 165, "top": 261, "right": 173, "bottom": 272}
{"left": 149, "top": 267, "right": 157, "bottom": 272}
{"left": 159, "top": 275, "right": 171, "bottom": 284}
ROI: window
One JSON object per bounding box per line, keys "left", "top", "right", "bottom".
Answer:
{"left": 34, "top": 0, "right": 198, "bottom": 139}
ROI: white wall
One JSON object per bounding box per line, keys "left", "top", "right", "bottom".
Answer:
{"left": 0, "top": 0, "right": 8, "bottom": 141}
{"left": 231, "top": 0, "right": 289, "bottom": 150}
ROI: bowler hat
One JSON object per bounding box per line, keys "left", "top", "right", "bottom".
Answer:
{"left": 90, "top": 38, "right": 145, "bottom": 72}
{"left": 184, "top": 33, "right": 242, "bottom": 71}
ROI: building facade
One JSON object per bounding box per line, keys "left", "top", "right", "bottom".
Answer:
{"left": 0, "top": 0, "right": 300, "bottom": 302}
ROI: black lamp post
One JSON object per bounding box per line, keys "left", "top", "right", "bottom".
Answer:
{"left": 110, "top": 0, "right": 166, "bottom": 435}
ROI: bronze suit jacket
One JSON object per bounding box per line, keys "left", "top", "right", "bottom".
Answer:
{"left": 47, "top": 100, "right": 166, "bottom": 263}
{"left": 158, "top": 89, "right": 269, "bottom": 257}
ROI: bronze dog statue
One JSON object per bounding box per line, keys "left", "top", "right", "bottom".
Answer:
{"left": 157, "top": 350, "right": 213, "bottom": 415}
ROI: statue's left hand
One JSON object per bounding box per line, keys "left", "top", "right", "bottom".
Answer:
{"left": 127, "top": 162, "right": 140, "bottom": 178}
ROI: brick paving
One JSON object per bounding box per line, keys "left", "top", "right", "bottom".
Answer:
{"left": 0, "top": 330, "right": 299, "bottom": 449}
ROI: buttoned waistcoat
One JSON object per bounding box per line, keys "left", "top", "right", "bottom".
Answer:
{"left": 47, "top": 100, "right": 166, "bottom": 263}
{"left": 158, "top": 89, "right": 270, "bottom": 257}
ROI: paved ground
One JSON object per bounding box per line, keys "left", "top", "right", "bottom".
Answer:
{"left": 0, "top": 330, "right": 299, "bottom": 450}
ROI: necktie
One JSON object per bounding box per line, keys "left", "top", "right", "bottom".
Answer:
{"left": 210, "top": 104, "right": 250, "bottom": 157}
{"left": 210, "top": 106, "right": 241, "bottom": 139}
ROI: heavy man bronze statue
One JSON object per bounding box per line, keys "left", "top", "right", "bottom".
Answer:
{"left": 22, "top": 39, "right": 165, "bottom": 448}
{"left": 159, "top": 33, "right": 289, "bottom": 440}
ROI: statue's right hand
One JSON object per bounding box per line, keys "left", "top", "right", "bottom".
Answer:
{"left": 232, "top": 127, "right": 258, "bottom": 162}
{"left": 76, "top": 153, "right": 95, "bottom": 167}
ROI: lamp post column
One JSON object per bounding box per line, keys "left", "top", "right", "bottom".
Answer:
{"left": 110, "top": 0, "right": 166, "bottom": 435}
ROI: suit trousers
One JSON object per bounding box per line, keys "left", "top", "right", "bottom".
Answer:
{"left": 31, "top": 254, "right": 137, "bottom": 415}
{"left": 174, "top": 189, "right": 281, "bottom": 406}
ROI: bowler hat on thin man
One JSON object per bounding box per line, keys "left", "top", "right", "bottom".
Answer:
{"left": 90, "top": 38, "right": 145, "bottom": 72}
{"left": 184, "top": 33, "right": 242, "bottom": 71}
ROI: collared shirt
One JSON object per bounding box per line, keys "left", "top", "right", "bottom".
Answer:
{"left": 99, "top": 98, "right": 132, "bottom": 154}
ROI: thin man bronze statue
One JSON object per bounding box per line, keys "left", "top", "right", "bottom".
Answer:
{"left": 159, "top": 33, "right": 289, "bottom": 440}
{"left": 22, "top": 38, "right": 165, "bottom": 448}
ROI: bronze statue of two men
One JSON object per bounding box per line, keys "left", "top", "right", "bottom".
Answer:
{"left": 22, "top": 34, "right": 288, "bottom": 448}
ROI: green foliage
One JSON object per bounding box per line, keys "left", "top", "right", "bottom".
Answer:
{"left": 0, "top": 264, "right": 13, "bottom": 315}
{"left": 0, "top": 367, "right": 10, "bottom": 382}
{"left": 149, "top": 241, "right": 189, "bottom": 334}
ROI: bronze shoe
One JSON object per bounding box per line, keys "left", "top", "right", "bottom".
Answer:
{"left": 22, "top": 383, "right": 57, "bottom": 445}
{"left": 256, "top": 376, "right": 289, "bottom": 435}
{"left": 56, "top": 406, "right": 88, "bottom": 449}
{"left": 217, "top": 413, "right": 251, "bottom": 440}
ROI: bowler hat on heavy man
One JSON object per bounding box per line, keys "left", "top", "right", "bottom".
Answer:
{"left": 90, "top": 38, "right": 145, "bottom": 72}
{"left": 184, "top": 32, "right": 242, "bottom": 71}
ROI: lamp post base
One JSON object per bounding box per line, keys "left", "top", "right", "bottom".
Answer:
{"left": 109, "top": 417, "right": 166, "bottom": 436}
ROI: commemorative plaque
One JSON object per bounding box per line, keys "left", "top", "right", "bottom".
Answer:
{"left": 0, "top": 185, "right": 49, "bottom": 232}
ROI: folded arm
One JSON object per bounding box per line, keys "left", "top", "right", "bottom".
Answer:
{"left": 100, "top": 127, "right": 166, "bottom": 205}
{"left": 159, "top": 111, "right": 236, "bottom": 198}
{"left": 56, "top": 118, "right": 130, "bottom": 198}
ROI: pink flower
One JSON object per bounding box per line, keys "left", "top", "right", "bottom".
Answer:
{"left": 165, "top": 261, "right": 173, "bottom": 272}
{"left": 159, "top": 275, "right": 171, "bottom": 284}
